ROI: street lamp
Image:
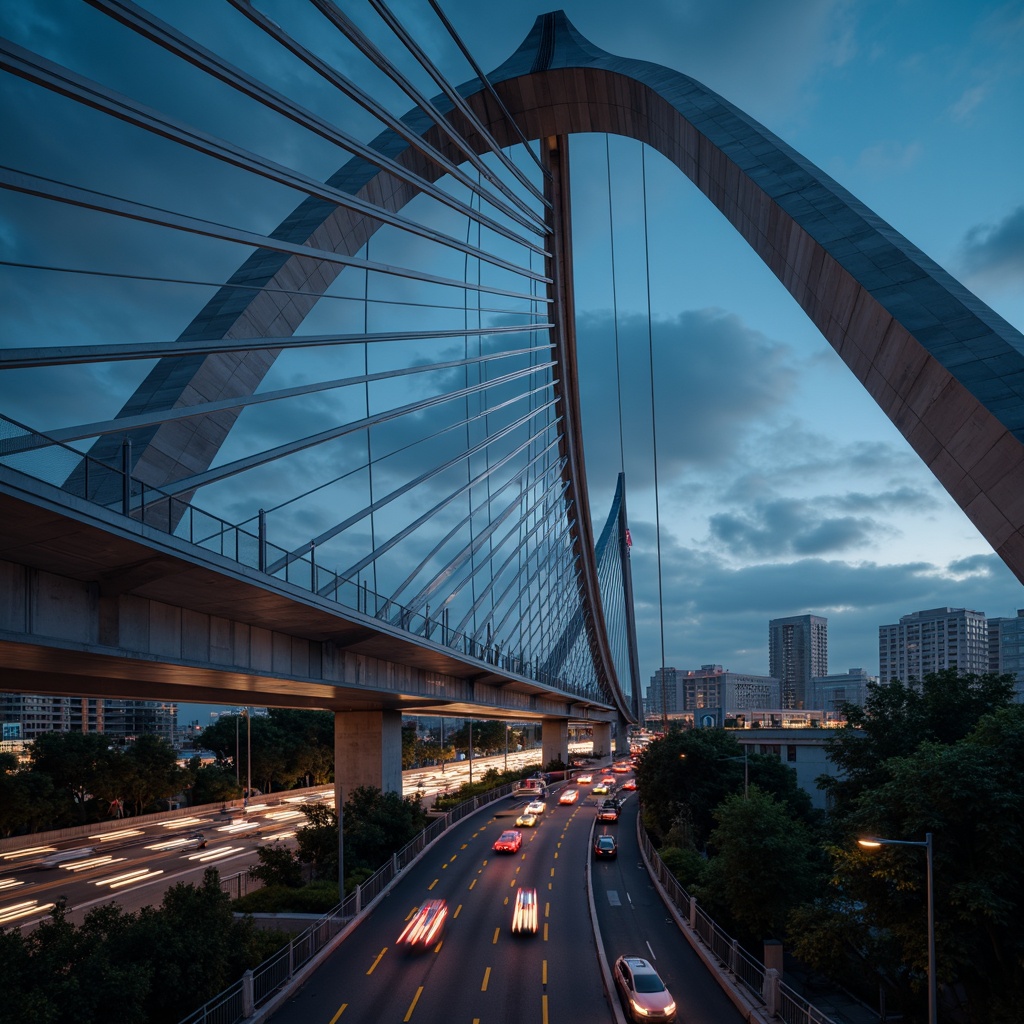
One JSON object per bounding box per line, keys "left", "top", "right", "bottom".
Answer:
{"left": 858, "top": 832, "right": 935, "bottom": 1024}
{"left": 241, "top": 708, "right": 252, "bottom": 808}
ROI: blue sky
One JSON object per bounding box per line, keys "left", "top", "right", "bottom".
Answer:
{"left": 1, "top": 0, "right": 1022, "bottom": 724}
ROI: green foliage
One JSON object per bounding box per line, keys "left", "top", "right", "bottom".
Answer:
{"left": 0, "top": 871, "right": 280, "bottom": 1024}
{"left": 697, "top": 788, "right": 822, "bottom": 944}
{"left": 343, "top": 786, "right": 429, "bottom": 874}
{"left": 798, "top": 675, "right": 1024, "bottom": 1021}
{"left": 199, "top": 709, "right": 335, "bottom": 795}
{"left": 658, "top": 846, "right": 706, "bottom": 890}
{"left": 820, "top": 669, "right": 1016, "bottom": 816}
{"left": 296, "top": 802, "right": 340, "bottom": 881}
{"left": 249, "top": 842, "right": 304, "bottom": 888}
{"left": 233, "top": 880, "right": 339, "bottom": 914}
{"left": 189, "top": 760, "right": 242, "bottom": 805}
{"left": 634, "top": 726, "right": 814, "bottom": 849}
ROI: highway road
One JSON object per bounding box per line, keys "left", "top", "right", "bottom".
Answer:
{"left": 0, "top": 748, "right": 549, "bottom": 931}
{"left": 264, "top": 771, "right": 746, "bottom": 1024}
{"left": 0, "top": 793, "right": 320, "bottom": 929}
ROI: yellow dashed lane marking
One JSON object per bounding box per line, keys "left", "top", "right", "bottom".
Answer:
{"left": 328, "top": 1004, "right": 347, "bottom": 1023}
{"left": 404, "top": 986, "right": 423, "bottom": 1022}
{"left": 492, "top": 927, "right": 500, "bottom": 944}
{"left": 366, "top": 948, "right": 386, "bottom": 975}
{"left": 482, "top": 966, "right": 491, "bottom": 991}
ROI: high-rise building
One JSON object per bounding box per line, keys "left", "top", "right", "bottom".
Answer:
{"left": 877, "top": 607, "right": 988, "bottom": 684}
{"left": 0, "top": 694, "right": 176, "bottom": 743}
{"left": 645, "top": 667, "right": 685, "bottom": 719}
{"left": 768, "top": 614, "right": 828, "bottom": 709}
{"left": 809, "top": 668, "right": 873, "bottom": 711}
{"left": 987, "top": 609, "right": 1024, "bottom": 700}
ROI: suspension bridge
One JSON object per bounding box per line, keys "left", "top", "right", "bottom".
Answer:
{"left": 1, "top": 3, "right": 1022, "bottom": 794}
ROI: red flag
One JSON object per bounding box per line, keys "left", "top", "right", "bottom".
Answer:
{"left": 625, "top": 528, "right": 632, "bottom": 548}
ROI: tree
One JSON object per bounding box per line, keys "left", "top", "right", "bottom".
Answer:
{"left": 28, "top": 731, "right": 115, "bottom": 824}
{"left": 296, "top": 802, "right": 340, "bottom": 881}
{"left": 633, "top": 726, "right": 811, "bottom": 849}
{"left": 343, "top": 786, "right": 429, "bottom": 874}
{"left": 809, "top": 705, "right": 1024, "bottom": 1022}
{"left": 189, "top": 759, "right": 241, "bottom": 805}
{"left": 820, "top": 669, "right": 1016, "bottom": 816}
{"left": 698, "top": 788, "right": 822, "bottom": 944}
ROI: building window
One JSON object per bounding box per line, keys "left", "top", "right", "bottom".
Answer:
{"left": 787, "top": 745, "right": 797, "bottom": 762}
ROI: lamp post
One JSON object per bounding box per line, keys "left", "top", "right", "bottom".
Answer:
{"left": 504, "top": 723, "right": 509, "bottom": 773}
{"left": 858, "top": 832, "right": 935, "bottom": 1024}
{"left": 242, "top": 707, "right": 252, "bottom": 808}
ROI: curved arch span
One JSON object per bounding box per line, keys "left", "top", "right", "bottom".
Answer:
{"left": 94, "top": 9, "right": 1024, "bottom": 588}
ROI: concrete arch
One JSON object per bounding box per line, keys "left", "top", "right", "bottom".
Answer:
{"left": 99, "top": 9, "right": 1024, "bottom": 583}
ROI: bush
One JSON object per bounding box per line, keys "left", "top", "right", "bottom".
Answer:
{"left": 233, "top": 880, "right": 339, "bottom": 914}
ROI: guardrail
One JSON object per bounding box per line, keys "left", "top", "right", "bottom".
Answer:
{"left": 637, "top": 823, "right": 838, "bottom": 1024}
{"left": 178, "top": 782, "right": 515, "bottom": 1024}
{"left": 0, "top": 414, "right": 606, "bottom": 706}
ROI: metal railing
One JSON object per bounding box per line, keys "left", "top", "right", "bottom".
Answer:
{"left": 179, "top": 783, "right": 515, "bottom": 1024}
{"left": 0, "top": 414, "right": 608, "bottom": 706}
{"left": 637, "top": 824, "right": 838, "bottom": 1024}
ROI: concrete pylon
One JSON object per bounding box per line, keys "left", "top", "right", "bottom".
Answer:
{"left": 333, "top": 710, "right": 403, "bottom": 808}
{"left": 541, "top": 718, "right": 569, "bottom": 767}
{"left": 592, "top": 722, "right": 612, "bottom": 760}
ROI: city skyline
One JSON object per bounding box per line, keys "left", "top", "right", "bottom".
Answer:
{"left": 1, "top": 1, "right": 1021, "bottom": 724}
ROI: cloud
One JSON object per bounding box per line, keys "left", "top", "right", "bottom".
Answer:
{"left": 709, "top": 500, "right": 878, "bottom": 558}
{"left": 949, "top": 83, "right": 989, "bottom": 122}
{"left": 959, "top": 205, "right": 1024, "bottom": 290}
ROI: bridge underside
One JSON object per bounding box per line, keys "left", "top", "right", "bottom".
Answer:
{"left": 0, "top": 479, "right": 616, "bottom": 725}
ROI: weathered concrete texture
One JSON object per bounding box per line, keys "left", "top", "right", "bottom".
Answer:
{"left": 334, "top": 710, "right": 403, "bottom": 800}
{"left": 0, "top": 551, "right": 617, "bottom": 722}
{"left": 90, "top": 11, "right": 1023, "bottom": 584}
{"left": 591, "top": 722, "right": 612, "bottom": 759}
{"left": 542, "top": 717, "right": 569, "bottom": 767}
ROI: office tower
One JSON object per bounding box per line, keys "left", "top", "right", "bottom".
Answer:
{"left": 878, "top": 607, "right": 988, "bottom": 684}
{"left": 769, "top": 614, "right": 828, "bottom": 709}
{"left": 987, "top": 609, "right": 1024, "bottom": 700}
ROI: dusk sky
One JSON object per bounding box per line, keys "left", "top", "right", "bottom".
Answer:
{"left": 1, "top": 0, "right": 1022, "bottom": 724}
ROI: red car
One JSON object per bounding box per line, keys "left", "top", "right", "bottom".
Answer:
{"left": 622, "top": 778, "right": 637, "bottom": 790}
{"left": 492, "top": 829, "right": 523, "bottom": 853}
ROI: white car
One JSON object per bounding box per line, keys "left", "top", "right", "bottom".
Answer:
{"left": 525, "top": 799, "right": 546, "bottom": 815}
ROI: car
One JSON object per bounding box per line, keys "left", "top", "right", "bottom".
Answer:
{"left": 525, "top": 799, "right": 546, "bottom": 815}
{"left": 594, "top": 834, "right": 617, "bottom": 859}
{"left": 592, "top": 783, "right": 610, "bottom": 795}
{"left": 622, "top": 778, "right": 637, "bottom": 790}
{"left": 597, "top": 803, "right": 620, "bottom": 822}
{"left": 37, "top": 846, "right": 97, "bottom": 869}
{"left": 511, "top": 887, "right": 539, "bottom": 934}
{"left": 182, "top": 831, "right": 207, "bottom": 850}
{"left": 492, "top": 829, "right": 523, "bottom": 853}
{"left": 613, "top": 956, "right": 677, "bottom": 1022}
{"left": 515, "top": 811, "right": 539, "bottom": 827}
{"left": 613, "top": 763, "right": 631, "bottom": 773}
{"left": 558, "top": 788, "right": 579, "bottom": 805}
{"left": 601, "top": 776, "right": 616, "bottom": 786}
{"left": 576, "top": 773, "right": 593, "bottom": 784}
{"left": 398, "top": 898, "right": 448, "bottom": 948}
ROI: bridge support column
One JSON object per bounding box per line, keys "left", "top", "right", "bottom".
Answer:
{"left": 333, "top": 710, "right": 403, "bottom": 802}
{"left": 591, "top": 722, "right": 612, "bottom": 760}
{"left": 614, "top": 714, "right": 630, "bottom": 758}
{"left": 541, "top": 719, "right": 569, "bottom": 768}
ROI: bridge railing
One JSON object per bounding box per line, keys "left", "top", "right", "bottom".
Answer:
{"left": 178, "top": 783, "right": 515, "bottom": 1024}
{"left": 0, "top": 414, "right": 607, "bottom": 706}
{"left": 637, "top": 822, "right": 840, "bottom": 1024}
